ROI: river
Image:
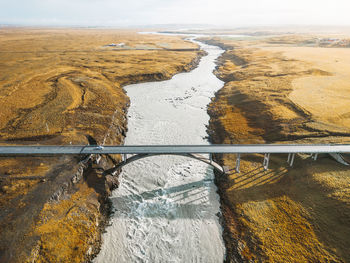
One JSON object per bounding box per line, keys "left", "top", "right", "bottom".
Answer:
{"left": 94, "top": 38, "right": 226, "bottom": 262}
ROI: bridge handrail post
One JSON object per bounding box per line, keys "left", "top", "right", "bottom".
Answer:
{"left": 235, "top": 154, "right": 241, "bottom": 173}
{"left": 263, "top": 153, "right": 270, "bottom": 170}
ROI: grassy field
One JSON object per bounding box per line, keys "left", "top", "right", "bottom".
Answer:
{"left": 0, "top": 28, "right": 202, "bottom": 262}
{"left": 204, "top": 34, "right": 350, "bottom": 262}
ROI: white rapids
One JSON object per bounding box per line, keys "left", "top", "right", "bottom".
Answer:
{"left": 94, "top": 39, "right": 226, "bottom": 262}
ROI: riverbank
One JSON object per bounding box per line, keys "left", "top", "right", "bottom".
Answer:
{"left": 203, "top": 35, "right": 350, "bottom": 262}
{"left": 0, "top": 28, "right": 203, "bottom": 262}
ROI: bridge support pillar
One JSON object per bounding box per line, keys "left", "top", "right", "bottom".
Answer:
{"left": 95, "top": 154, "right": 101, "bottom": 164}
{"left": 235, "top": 154, "right": 241, "bottom": 173}
{"left": 287, "top": 153, "right": 295, "bottom": 167}
{"left": 312, "top": 153, "right": 318, "bottom": 161}
{"left": 263, "top": 153, "right": 270, "bottom": 170}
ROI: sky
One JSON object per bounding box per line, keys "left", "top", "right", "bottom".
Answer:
{"left": 0, "top": 0, "right": 350, "bottom": 27}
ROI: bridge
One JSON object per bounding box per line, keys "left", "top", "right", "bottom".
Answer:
{"left": 0, "top": 144, "right": 349, "bottom": 174}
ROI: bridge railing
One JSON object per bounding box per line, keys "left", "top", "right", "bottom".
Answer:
{"left": 1, "top": 144, "right": 350, "bottom": 155}
{"left": 0, "top": 144, "right": 349, "bottom": 173}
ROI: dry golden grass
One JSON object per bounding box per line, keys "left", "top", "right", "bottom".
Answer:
{"left": 206, "top": 35, "right": 350, "bottom": 262}
{"left": 264, "top": 47, "right": 350, "bottom": 128}
{"left": 0, "top": 28, "right": 201, "bottom": 262}
{"left": 31, "top": 169, "right": 102, "bottom": 263}
{"left": 0, "top": 28, "right": 199, "bottom": 142}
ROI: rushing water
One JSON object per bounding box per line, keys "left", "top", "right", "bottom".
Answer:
{"left": 94, "top": 39, "right": 226, "bottom": 262}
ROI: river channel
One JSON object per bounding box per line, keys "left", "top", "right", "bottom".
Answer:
{"left": 94, "top": 38, "right": 226, "bottom": 262}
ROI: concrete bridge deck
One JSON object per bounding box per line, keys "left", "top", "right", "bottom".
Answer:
{"left": 1, "top": 144, "right": 350, "bottom": 155}
{"left": 1, "top": 144, "right": 349, "bottom": 174}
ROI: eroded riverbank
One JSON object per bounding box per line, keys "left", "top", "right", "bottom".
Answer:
{"left": 204, "top": 35, "right": 350, "bottom": 262}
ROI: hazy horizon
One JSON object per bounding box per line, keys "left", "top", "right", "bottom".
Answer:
{"left": 1, "top": 0, "right": 350, "bottom": 27}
